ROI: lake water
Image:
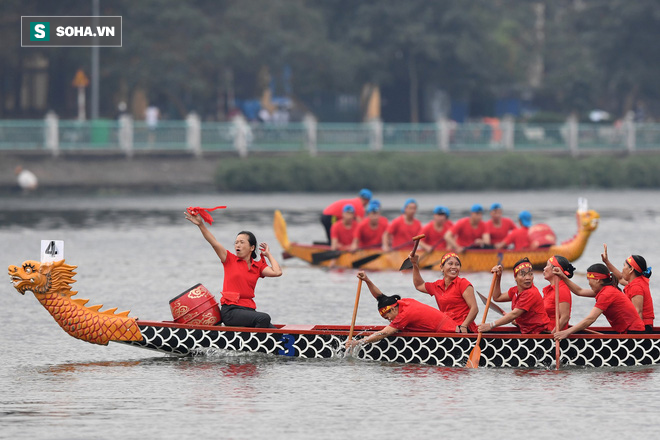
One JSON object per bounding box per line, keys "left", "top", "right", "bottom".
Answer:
{"left": 2, "top": 190, "right": 660, "bottom": 439}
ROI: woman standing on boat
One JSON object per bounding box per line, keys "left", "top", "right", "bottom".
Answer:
{"left": 345, "top": 271, "right": 459, "bottom": 349}
{"left": 477, "top": 258, "right": 551, "bottom": 334}
{"left": 553, "top": 263, "right": 645, "bottom": 339}
{"left": 185, "top": 210, "right": 282, "bottom": 328}
{"left": 601, "top": 244, "right": 654, "bottom": 332}
{"left": 409, "top": 252, "right": 479, "bottom": 333}
{"left": 542, "top": 255, "right": 575, "bottom": 331}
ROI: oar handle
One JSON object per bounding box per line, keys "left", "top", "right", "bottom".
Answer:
{"left": 410, "top": 234, "right": 425, "bottom": 257}
{"left": 347, "top": 279, "right": 363, "bottom": 343}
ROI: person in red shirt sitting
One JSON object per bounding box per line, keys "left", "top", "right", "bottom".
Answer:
{"left": 409, "top": 252, "right": 479, "bottom": 333}
{"left": 419, "top": 205, "right": 453, "bottom": 253}
{"left": 345, "top": 271, "right": 459, "bottom": 349}
{"left": 444, "top": 204, "right": 489, "bottom": 252}
{"left": 352, "top": 200, "right": 388, "bottom": 250}
{"left": 541, "top": 255, "right": 576, "bottom": 331}
{"left": 601, "top": 244, "right": 654, "bottom": 332}
{"left": 330, "top": 204, "right": 358, "bottom": 251}
{"left": 185, "top": 210, "right": 282, "bottom": 328}
{"left": 496, "top": 210, "right": 537, "bottom": 250}
{"left": 553, "top": 263, "right": 645, "bottom": 338}
{"left": 485, "top": 203, "right": 517, "bottom": 247}
{"left": 320, "top": 188, "right": 372, "bottom": 244}
{"left": 477, "top": 258, "right": 551, "bottom": 334}
{"left": 382, "top": 198, "right": 422, "bottom": 251}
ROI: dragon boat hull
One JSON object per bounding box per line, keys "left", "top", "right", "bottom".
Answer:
{"left": 273, "top": 208, "right": 600, "bottom": 271}
{"left": 121, "top": 321, "right": 660, "bottom": 368}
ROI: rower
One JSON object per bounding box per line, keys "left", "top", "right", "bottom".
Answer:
{"left": 345, "top": 271, "right": 459, "bottom": 349}
{"left": 320, "top": 188, "right": 372, "bottom": 244}
{"left": 553, "top": 263, "right": 645, "bottom": 339}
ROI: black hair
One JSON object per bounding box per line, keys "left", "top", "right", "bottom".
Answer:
{"left": 587, "top": 263, "right": 619, "bottom": 288}
{"left": 554, "top": 255, "right": 576, "bottom": 279}
{"left": 237, "top": 230, "right": 258, "bottom": 260}
{"left": 377, "top": 294, "right": 401, "bottom": 309}
{"left": 630, "top": 255, "right": 652, "bottom": 279}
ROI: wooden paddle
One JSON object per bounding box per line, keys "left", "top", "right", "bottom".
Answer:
{"left": 554, "top": 278, "right": 561, "bottom": 370}
{"left": 466, "top": 273, "right": 498, "bottom": 368}
{"left": 398, "top": 234, "right": 426, "bottom": 270}
{"left": 351, "top": 239, "right": 418, "bottom": 269}
{"left": 346, "top": 279, "right": 363, "bottom": 350}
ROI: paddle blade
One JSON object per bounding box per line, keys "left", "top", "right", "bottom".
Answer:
{"left": 466, "top": 345, "right": 481, "bottom": 369}
{"left": 399, "top": 258, "right": 413, "bottom": 271}
{"left": 351, "top": 253, "right": 383, "bottom": 268}
{"left": 311, "top": 250, "right": 343, "bottom": 264}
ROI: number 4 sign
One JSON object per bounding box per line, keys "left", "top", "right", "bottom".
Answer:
{"left": 41, "top": 240, "right": 64, "bottom": 263}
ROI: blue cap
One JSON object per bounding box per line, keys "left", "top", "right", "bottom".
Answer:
{"left": 471, "top": 204, "right": 484, "bottom": 213}
{"left": 366, "top": 200, "right": 381, "bottom": 213}
{"left": 519, "top": 210, "right": 532, "bottom": 227}
{"left": 402, "top": 198, "right": 417, "bottom": 212}
{"left": 343, "top": 204, "right": 355, "bottom": 213}
{"left": 433, "top": 205, "right": 450, "bottom": 217}
{"left": 490, "top": 202, "right": 502, "bottom": 211}
{"left": 359, "top": 188, "right": 372, "bottom": 200}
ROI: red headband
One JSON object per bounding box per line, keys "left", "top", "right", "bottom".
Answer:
{"left": 550, "top": 256, "right": 570, "bottom": 276}
{"left": 441, "top": 252, "right": 459, "bottom": 266}
{"left": 514, "top": 262, "right": 532, "bottom": 276}
{"left": 187, "top": 206, "right": 227, "bottom": 225}
{"left": 587, "top": 272, "right": 610, "bottom": 280}
{"left": 379, "top": 303, "right": 397, "bottom": 317}
{"left": 627, "top": 256, "right": 642, "bottom": 274}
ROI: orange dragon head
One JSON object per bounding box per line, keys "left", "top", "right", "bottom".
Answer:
{"left": 9, "top": 259, "right": 77, "bottom": 297}
{"left": 577, "top": 209, "right": 600, "bottom": 234}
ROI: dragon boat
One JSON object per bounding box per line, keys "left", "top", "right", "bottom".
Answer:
{"left": 273, "top": 206, "right": 600, "bottom": 272}
{"left": 9, "top": 257, "right": 660, "bottom": 369}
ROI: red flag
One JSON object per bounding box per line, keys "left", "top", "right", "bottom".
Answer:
{"left": 187, "top": 206, "right": 226, "bottom": 225}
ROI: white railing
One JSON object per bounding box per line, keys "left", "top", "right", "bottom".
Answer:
{"left": 1, "top": 113, "right": 658, "bottom": 157}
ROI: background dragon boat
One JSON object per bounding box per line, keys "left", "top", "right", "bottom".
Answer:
{"left": 273, "top": 207, "right": 600, "bottom": 271}
{"left": 9, "top": 256, "right": 660, "bottom": 369}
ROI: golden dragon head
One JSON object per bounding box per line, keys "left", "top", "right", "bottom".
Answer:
{"left": 8, "top": 259, "right": 77, "bottom": 297}
{"left": 577, "top": 209, "right": 600, "bottom": 233}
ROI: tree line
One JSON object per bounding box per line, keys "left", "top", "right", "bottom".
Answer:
{"left": 2, "top": 0, "right": 659, "bottom": 122}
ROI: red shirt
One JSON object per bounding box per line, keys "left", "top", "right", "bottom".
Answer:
{"left": 542, "top": 281, "right": 572, "bottom": 330}
{"left": 507, "top": 285, "right": 552, "bottom": 334}
{"left": 387, "top": 215, "right": 422, "bottom": 248}
{"left": 421, "top": 220, "right": 453, "bottom": 249}
{"left": 424, "top": 276, "right": 476, "bottom": 332}
{"left": 624, "top": 277, "right": 654, "bottom": 326}
{"left": 388, "top": 298, "right": 458, "bottom": 333}
{"left": 330, "top": 220, "right": 357, "bottom": 249}
{"left": 449, "top": 217, "right": 487, "bottom": 247}
{"left": 595, "top": 285, "right": 646, "bottom": 332}
{"left": 486, "top": 218, "right": 517, "bottom": 244}
{"left": 221, "top": 251, "right": 268, "bottom": 309}
{"left": 502, "top": 227, "right": 530, "bottom": 250}
{"left": 354, "top": 216, "right": 388, "bottom": 248}
{"left": 322, "top": 197, "right": 365, "bottom": 219}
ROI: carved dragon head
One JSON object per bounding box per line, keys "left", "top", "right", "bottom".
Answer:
{"left": 578, "top": 209, "right": 600, "bottom": 233}
{"left": 8, "top": 259, "right": 77, "bottom": 297}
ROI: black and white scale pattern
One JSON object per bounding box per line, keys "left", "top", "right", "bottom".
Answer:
{"left": 117, "top": 324, "right": 660, "bottom": 368}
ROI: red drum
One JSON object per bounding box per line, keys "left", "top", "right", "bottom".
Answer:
{"left": 528, "top": 224, "right": 557, "bottom": 247}
{"left": 169, "top": 283, "right": 221, "bottom": 326}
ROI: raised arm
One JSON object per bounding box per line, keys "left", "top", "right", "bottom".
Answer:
{"left": 410, "top": 253, "right": 428, "bottom": 293}
{"left": 601, "top": 243, "right": 626, "bottom": 285}
{"left": 259, "top": 243, "right": 282, "bottom": 277}
{"left": 552, "top": 267, "right": 596, "bottom": 297}
{"left": 357, "top": 271, "right": 384, "bottom": 298}
{"left": 489, "top": 265, "right": 510, "bottom": 302}
{"left": 184, "top": 211, "right": 227, "bottom": 262}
